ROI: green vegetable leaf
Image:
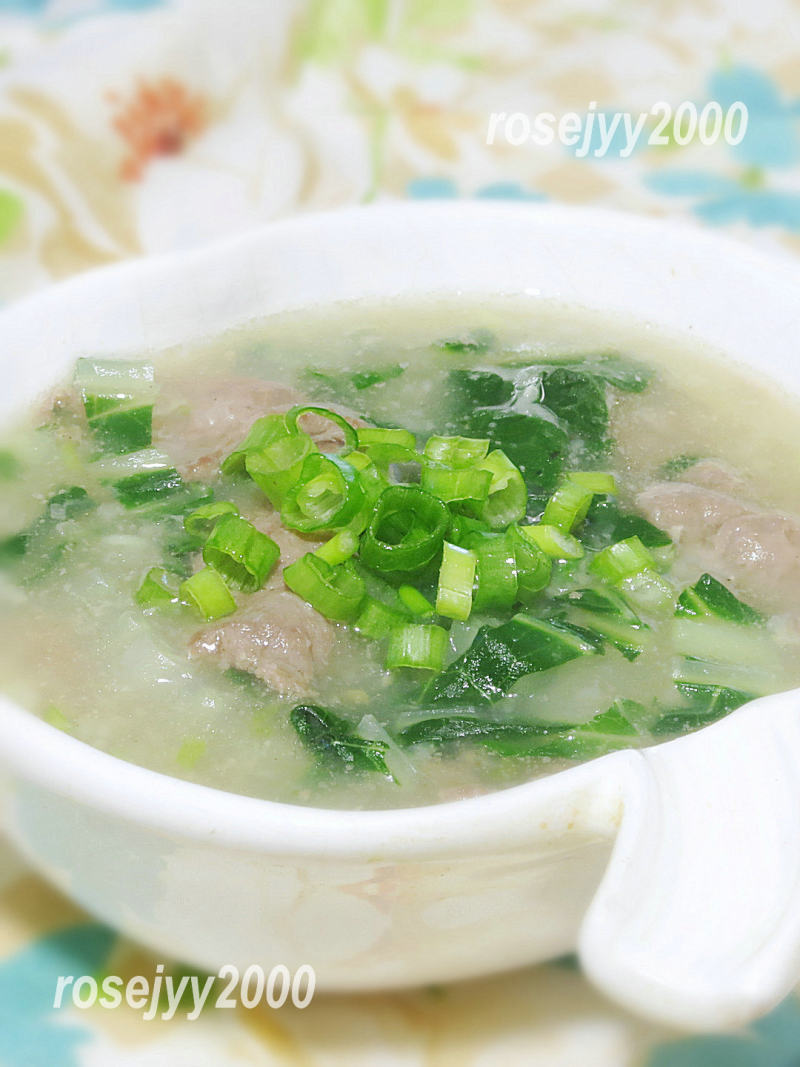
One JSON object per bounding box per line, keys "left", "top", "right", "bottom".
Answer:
{"left": 676, "top": 573, "right": 764, "bottom": 625}
{"left": 652, "top": 684, "right": 753, "bottom": 736}
{"left": 425, "top": 614, "right": 602, "bottom": 706}
{"left": 540, "top": 367, "right": 609, "bottom": 458}
{"left": 291, "top": 704, "right": 391, "bottom": 775}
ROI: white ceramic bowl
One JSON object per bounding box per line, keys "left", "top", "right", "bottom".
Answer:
{"left": 2, "top": 203, "right": 800, "bottom": 1032}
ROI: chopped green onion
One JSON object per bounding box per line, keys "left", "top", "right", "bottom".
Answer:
{"left": 281, "top": 453, "right": 365, "bottom": 533}
{"left": 285, "top": 405, "right": 358, "bottom": 454}
{"left": 202, "top": 515, "right": 280, "bottom": 592}
{"left": 424, "top": 435, "right": 490, "bottom": 468}
{"left": 184, "top": 501, "right": 240, "bottom": 538}
{"left": 436, "top": 541, "right": 477, "bottom": 621}
{"left": 569, "top": 471, "right": 618, "bottom": 494}
{"left": 283, "top": 554, "right": 366, "bottom": 622}
{"left": 353, "top": 597, "right": 407, "bottom": 639}
{"left": 245, "top": 431, "right": 317, "bottom": 507}
{"left": 398, "top": 584, "right": 435, "bottom": 617}
{"left": 357, "top": 427, "right": 416, "bottom": 450}
{"left": 447, "top": 513, "right": 492, "bottom": 547}
{"left": 542, "top": 478, "right": 594, "bottom": 531}
{"left": 519, "top": 524, "right": 584, "bottom": 560}
{"left": 472, "top": 534, "right": 518, "bottom": 614}
{"left": 135, "top": 566, "right": 179, "bottom": 607}
{"left": 360, "top": 486, "right": 449, "bottom": 576}
{"left": 343, "top": 450, "right": 388, "bottom": 504}
{"left": 386, "top": 623, "right": 448, "bottom": 671}
{"left": 361, "top": 443, "right": 419, "bottom": 473}
{"left": 421, "top": 464, "right": 491, "bottom": 505}
{"left": 507, "top": 525, "right": 551, "bottom": 601}
{"left": 314, "top": 529, "right": 360, "bottom": 566}
{"left": 221, "top": 414, "right": 291, "bottom": 476}
{"left": 180, "top": 567, "right": 237, "bottom": 621}
{"left": 475, "top": 449, "right": 526, "bottom": 528}
{"left": 590, "top": 536, "right": 654, "bottom": 582}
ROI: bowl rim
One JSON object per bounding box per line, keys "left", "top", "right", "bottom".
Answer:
{"left": 2, "top": 199, "right": 800, "bottom": 855}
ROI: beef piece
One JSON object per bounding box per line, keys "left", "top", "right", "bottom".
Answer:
{"left": 714, "top": 513, "right": 800, "bottom": 614}
{"left": 154, "top": 377, "right": 303, "bottom": 480}
{"left": 154, "top": 376, "right": 363, "bottom": 480}
{"left": 190, "top": 588, "right": 334, "bottom": 698}
{"left": 636, "top": 482, "right": 748, "bottom": 547}
{"left": 677, "top": 459, "right": 750, "bottom": 497}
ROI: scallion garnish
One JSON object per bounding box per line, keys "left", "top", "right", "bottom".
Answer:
{"left": 285, "top": 405, "right": 359, "bottom": 454}
{"left": 202, "top": 515, "right": 280, "bottom": 592}
{"left": 281, "top": 453, "right": 365, "bottom": 532}
{"left": 542, "top": 478, "right": 594, "bottom": 532}
{"left": 136, "top": 566, "right": 179, "bottom": 607}
{"left": 360, "top": 486, "right": 449, "bottom": 575}
{"left": 180, "top": 566, "right": 237, "bottom": 621}
{"left": 397, "top": 584, "right": 435, "bottom": 617}
{"left": 475, "top": 450, "right": 526, "bottom": 528}
{"left": 436, "top": 541, "right": 477, "bottom": 621}
{"left": 518, "top": 524, "right": 584, "bottom": 560}
{"left": 245, "top": 431, "right": 317, "bottom": 507}
{"left": 386, "top": 623, "right": 448, "bottom": 671}
{"left": 314, "top": 529, "right": 360, "bottom": 566}
{"left": 184, "top": 501, "right": 240, "bottom": 538}
{"left": 590, "top": 535, "right": 654, "bottom": 582}
{"left": 424, "top": 435, "right": 490, "bottom": 468}
{"left": 283, "top": 553, "right": 366, "bottom": 622}
{"left": 420, "top": 464, "right": 492, "bottom": 506}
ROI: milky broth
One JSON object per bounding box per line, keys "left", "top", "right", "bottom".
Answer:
{"left": 1, "top": 298, "right": 799, "bottom": 809}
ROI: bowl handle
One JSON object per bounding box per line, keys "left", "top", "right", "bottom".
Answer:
{"left": 578, "top": 693, "right": 800, "bottom": 1030}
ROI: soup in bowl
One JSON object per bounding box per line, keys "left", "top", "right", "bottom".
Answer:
{"left": 1, "top": 203, "right": 800, "bottom": 1030}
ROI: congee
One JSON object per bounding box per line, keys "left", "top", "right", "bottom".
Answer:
{"left": 2, "top": 298, "right": 799, "bottom": 809}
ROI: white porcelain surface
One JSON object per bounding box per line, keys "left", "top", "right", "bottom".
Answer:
{"left": 1, "top": 202, "right": 800, "bottom": 1030}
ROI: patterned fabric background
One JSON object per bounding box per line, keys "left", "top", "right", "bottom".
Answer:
{"left": 1, "top": 1, "right": 800, "bottom": 1063}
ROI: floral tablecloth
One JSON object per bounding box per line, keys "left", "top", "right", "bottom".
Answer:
{"left": 2, "top": 1, "right": 800, "bottom": 1064}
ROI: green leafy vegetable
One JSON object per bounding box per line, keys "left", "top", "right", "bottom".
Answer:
{"left": 652, "top": 684, "right": 753, "bottom": 735}
{"left": 676, "top": 573, "right": 764, "bottom": 625}
{"left": 540, "top": 367, "right": 609, "bottom": 458}
{"left": 425, "top": 614, "right": 602, "bottom": 706}
{"left": 291, "top": 704, "right": 391, "bottom": 775}
{"left": 112, "top": 468, "right": 212, "bottom": 514}
{"left": 434, "top": 329, "right": 494, "bottom": 355}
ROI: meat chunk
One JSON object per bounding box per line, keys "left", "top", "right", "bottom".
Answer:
{"left": 154, "top": 376, "right": 364, "bottom": 480}
{"left": 677, "top": 459, "right": 750, "bottom": 497}
{"left": 154, "top": 377, "right": 303, "bottom": 480}
{"left": 714, "top": 514, "right": 800, "bottom": 614}
{"left": 636, "top": 482, "right": 748, "bottom": 547}
{"left": 637, "top": 465, "right": 800, "bottom": 615}
{"left": 190, "top": 589, "right": 334, "bottom": 698}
